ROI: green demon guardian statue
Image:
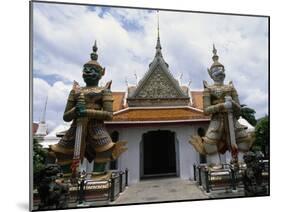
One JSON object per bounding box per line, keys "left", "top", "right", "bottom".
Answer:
{"left": 50, "top": 41, "right": 127, "bottom": 175}
{"left": 190, "top": 45, "right": 255, "bottom": 169}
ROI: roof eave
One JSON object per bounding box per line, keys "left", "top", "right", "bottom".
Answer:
{"left": 105, "top": 118, "right": 210, "bottom": 125}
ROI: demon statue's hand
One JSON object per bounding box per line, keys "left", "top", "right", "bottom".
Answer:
{"left": 75, "top": 102, "right": 86, "bottom": 117}
{"left": 224, "top": 96, "right": 233, "bottom": 110}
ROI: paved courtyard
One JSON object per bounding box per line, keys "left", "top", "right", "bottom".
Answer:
{"left": 111, "top": 177, "right": 209, "bottom": 205}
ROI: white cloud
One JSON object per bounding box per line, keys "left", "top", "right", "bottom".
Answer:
{"left": 32, "top": 3, "right": 268, "bottom": 128}
{"left": 33, "top": 77, "right": 71, "bottom": 130}
{"left": 33, "top": 78, "right": 50, "bottom": 105}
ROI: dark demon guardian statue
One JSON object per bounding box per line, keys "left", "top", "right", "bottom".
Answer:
{"left": 50, "top": 41, "right": 127, "bottom": 175}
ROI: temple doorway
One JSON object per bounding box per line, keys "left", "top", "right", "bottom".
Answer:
{"left": 140, "top": 130, "right": 178, "bottom": 179}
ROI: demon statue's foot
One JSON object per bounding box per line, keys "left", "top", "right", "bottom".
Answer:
{"left": 238, "top": 151, "right": 245, "bottom": 163}
{"left": 189, "top": 135, "right": 206, "bottom": 155}
{"left": 112, "top": 141, "right": 128, "bottom": 160}
{"left": 207, "top": 153, "right": 222, "bottom": 170}
{"left": 94, "top": 140, "right": 128, "bottom": 169}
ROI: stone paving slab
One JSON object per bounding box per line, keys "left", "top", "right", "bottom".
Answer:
{"left": 111, "top": 177, "right": 209, "bottom": 205}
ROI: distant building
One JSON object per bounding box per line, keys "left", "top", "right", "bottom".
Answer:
{"left": 41, "top": 123, "right": 71, "bottom": 148}
{"left": 34, "top": 97, "right": 48, "bottom": 140}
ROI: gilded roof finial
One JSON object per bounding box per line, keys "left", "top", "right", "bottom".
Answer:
{"left": 91, "top": 40, "right": 98, "bottom": 61}
{"left": 157, "top": 10, "right": 160, "bottom": 42}
{"left": 155, "top": 10, "right": 162, "bottom": 57}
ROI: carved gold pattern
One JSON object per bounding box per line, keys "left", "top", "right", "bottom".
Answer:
{"left": 136, "top": 68, "right": 181, "bottom": 98}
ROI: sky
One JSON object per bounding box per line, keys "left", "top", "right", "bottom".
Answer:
{"left": 32, "top": 2, "right": 269, "bottom": 131}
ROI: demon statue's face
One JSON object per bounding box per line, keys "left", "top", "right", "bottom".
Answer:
{"left": 82, "top": 65, "right": 103, "bottom": 86}
{"left": 210, "top": 66, "right": 225, "bottom": 84}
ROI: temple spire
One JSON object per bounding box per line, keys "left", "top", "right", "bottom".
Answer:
{"left": 41, "top": 96, "right": 48, "bottom": 123}
{"left": 35, "top": 96, "right": 48, "bottom": 138}
{"left": 155, "top": 11, "right": 162, "bottom": 57}
{"left": 157, "top": 11, "right": 159, "bottom": 38}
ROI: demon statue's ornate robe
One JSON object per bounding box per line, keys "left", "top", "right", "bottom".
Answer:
{"left": 189, "top": 46, "right": 255, "bottom": 164}
{"left": 50, "top": 82, "right": 126, "bottom": 166}
{"left": 203, "top": 81, "right": 254, "bottom": 154}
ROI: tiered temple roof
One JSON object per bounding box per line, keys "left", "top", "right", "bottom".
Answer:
{"left": 108, "top": 16, "right": 208, "bottom": 125}
{"left": 110, "top": 91, "right": 207, "bottom": 123}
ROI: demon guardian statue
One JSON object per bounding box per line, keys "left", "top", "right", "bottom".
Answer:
{"left": 49, "top": 41, "right": 127, "bottom": 176}
{"left": 190, "top": 45, "right": 255, "bottom": 168}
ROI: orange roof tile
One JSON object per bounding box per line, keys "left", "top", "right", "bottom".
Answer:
{"left": 112, "top": 92, "right": 125, "bottom": 112}
{"left": 191, "top": 91, "right": 204, "bottom": 110}
{"left": 112, "top": 90, "right": 204, "bottom": 112}
{"left": 112, "top": 107, "right": 208, "bottom": 122}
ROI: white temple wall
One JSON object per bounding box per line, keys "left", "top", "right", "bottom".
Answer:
{"left": 108, "top": 122, "right": 208, "bottom": 185}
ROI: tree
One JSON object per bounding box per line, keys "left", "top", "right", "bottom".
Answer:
{"left": 253, "top": 116, "right": 269, "bottom": 158}
{"left": 240, "top": 104, "right": 257, "bottom": 126}
{"left": 33, "top": 138, "right": 47, "bottom": 186}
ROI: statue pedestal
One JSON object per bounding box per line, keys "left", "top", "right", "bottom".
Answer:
{"left": 193, "top": 162, "right": 269, "bottom": 197}
{"left": 194, "top": 163, "right": 240, "bottom": 193}
{"left": 33, "top": 169, "right": 129, "bottom": 209}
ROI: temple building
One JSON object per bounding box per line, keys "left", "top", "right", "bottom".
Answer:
{"left": 104, "top": 26, "right": 210, "bottom": 184}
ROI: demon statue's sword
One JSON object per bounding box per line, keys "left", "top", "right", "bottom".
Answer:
{"left": 225, "top": 96, "right": 238, "bottom": 165}
{"left": 71, "top": 82, "right": 88, "bottom": 178}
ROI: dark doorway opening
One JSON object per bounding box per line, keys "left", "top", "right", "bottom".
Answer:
{"left": 142, "top": 130, "right": 177, "bottom": 178}
{"left": 110, "top": 131, "right": 119, "bottom": 170}
{"left": 197, "top": 128, "right": 207, "bottom": 164}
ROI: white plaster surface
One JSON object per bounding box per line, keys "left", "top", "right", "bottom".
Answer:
{"left": 108, "top": 123, "right": 208, "bottom": 184}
